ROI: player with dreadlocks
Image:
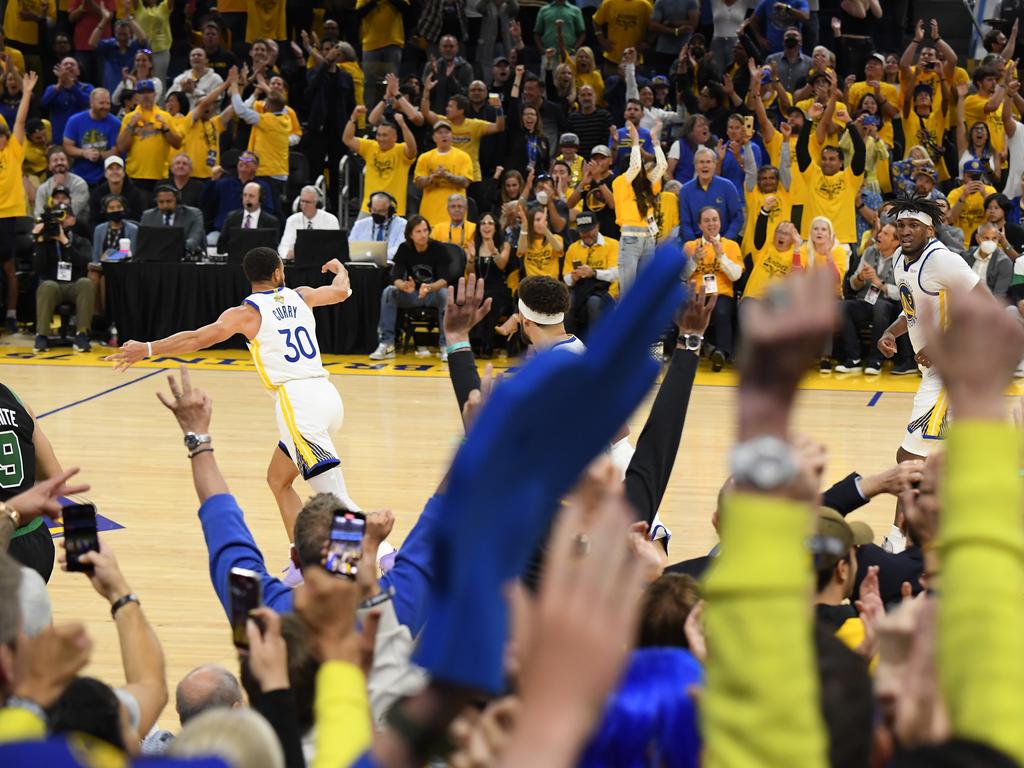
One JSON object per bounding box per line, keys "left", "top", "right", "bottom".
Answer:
{"left": 877, "top": 197, "right": 992, "bottom": 551}
{"left": 612, "top": 119, "right": 666, "bottom": 294}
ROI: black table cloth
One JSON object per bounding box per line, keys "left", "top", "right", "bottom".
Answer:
{"left": 104, "top": 262, "right": 387, "bottom": 354}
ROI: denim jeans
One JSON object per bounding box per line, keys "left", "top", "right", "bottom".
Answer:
{"left": 378, "top": 285, "right": 448, "bottom": 346}
{"left": 618, "top": 232, "right": 657, "bottom": 294}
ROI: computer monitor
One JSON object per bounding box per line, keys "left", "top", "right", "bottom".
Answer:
{"left": 294, "top": 229, "right": 347, "bottom": 268}
{"left": 227, "top": 228, "right": 280, "bottom": 265}
{"left": 136, "top": 225, "right": 185, "bottom": 263}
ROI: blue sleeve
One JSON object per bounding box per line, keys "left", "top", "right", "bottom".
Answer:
{"left": 96, "top": 37, "right": 116, "bottom": 56}
{"left": 197, "top": 493, "right": 294, "bottom": 619}
{"left": 642, "top": 133, "right": 654, "bottom": 154}
{"left": 40, "top": 86, "right": 57, "bottom": 108}
{"left": 379, "top": 494, "right": 444, "bottom": 635}
{"left": 63, "top": 114, "right": 80, "bottom": 143}
{"left": 679, "top": 187, "right": 698, "bottom": 241}
{"left": 722, "top": 180, "right": 744, "bottom": 240}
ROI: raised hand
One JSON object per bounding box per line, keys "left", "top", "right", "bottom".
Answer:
{"left": 7, "top": 468, "right": 89, "bottom": 528}
{"left": 293, "top": 566, "right": 362, "bottom": 663}
{"left": 155, "top": 364, "right": 213, "bottom": 435}
{"left": 245, "top": 607, "right": 291, "bottom": 692}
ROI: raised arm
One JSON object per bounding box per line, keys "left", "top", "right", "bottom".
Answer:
{"left": 88, "top": 5, "right": 111, "bottom": 49}
{"left": 298, "top": 260, "right": 352, "bottom": 307}
{"left": 395, "top": 112, "right": 417, "bottom": 159}
{"left": 13, "top": 71, "right": 37, "bottom": 143}
{"left": 624, "top": 122, "right": 643, "bottom": 182}
{"left": 420, "top": 74, "right": 440, "bottom": 125}
{"left": 796, "top": 109, "right": 815, "bottom": 172}
{"left": 343, "top": 105, "right": 365, "bottom": 153}
{"left": 847, "top": 119, "right": 866, "bottom": 176}
{"left": 956, "top": 82, "right": 968, "bottom": 158}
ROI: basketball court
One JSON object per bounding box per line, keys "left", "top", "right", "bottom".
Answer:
{"left": 8, "top": 342, "right": 1015, "bottom": 724}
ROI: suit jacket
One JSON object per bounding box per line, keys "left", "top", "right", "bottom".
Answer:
{"left": 92, "top": 220, "right": 139, "bottom": 262}
{"left": 965, "top": 247, "right": 1013, "bottom": 299}
{"left": 139, "top": 205, "right": 206, "bottom": 252}
{"left": 219, "top": 209, "right": 281, "bottom": 254}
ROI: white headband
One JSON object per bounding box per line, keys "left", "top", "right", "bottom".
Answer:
{"left": 896, "top": 210, "right": 933, "bottom": 227}
{"left": 519, "top": 298, "right": 564, "bottom": 325}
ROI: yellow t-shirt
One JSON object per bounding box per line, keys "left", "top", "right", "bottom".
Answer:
{"left": 246, "top": 110, "right": 292, "bottom": 176}
{"left": 120, "top": 106, "right": 179, "bottom": 180}
{"left": 659, "top": 189, "right": 678, "bottom": 240}
{"left": 357, "top": 137, "right": 415, "bottom": 215}
{"left": 964, "top": 93, "right": 1006, "bottom": 155}
{"left": 431, "top": 219, "right": 476, "bottom": 249}
{"left": 903, "top": 107, "right": 947, "bottom": 176}
{"left": 135, "top": 0, "right": 172, "bottom": 52}
{"left": 449, "top": 118, "right": 492, "bottom": 182}
{"left": 520, "top": 234, "right": 564, "bottom": 278}
{"left": 799, "top": 243, "right": 848, "bottom": 297}
{"left": 340, "top": 62, "right": 365, "bottom": 116}
{"left": 565, "top": 236, "right": 620, "bottom": 297}
{"left": 4, "top": 0, "right": 54, "bottom": 45}
{"left": 592, "top": 0, "right": 652, "bottom": 63}
{"left": 180, "top": 114, "right": 224, "bottom": 179}
{"left": 413, "top": 147, "right": 473, "bottom": 228}
{"left": 764, "top": 131, "right": 809, "bottom": 237}
{"left": 219, "top": 0, "right": 247, "bottom": 9}
{"left": 569, "top": 60, "right": 605, "bottom": 106}
{"left": 796, "top": 98, "right": 848, "bottom": 155}
{"left": 246, "top": 0, "right": 286, "bottom": 43}
{"left": 947, "top": 183, "right": 997, "bottom": 247}
{"left": 612, "top": 172, "right": 661, "bottom": 228}
{"left": 0, "top": 46, "right": 25, "bottom": 74}
{"left": 685, "top": 237, "right": 743, "bottom": 298}
{"left": 254, "top": 101, "right": 302, "bottom": 136}
{"left": 356, "top": 0, "right": 405, "bottom": 51}
{"left": 847, "top": 81, "right": 898, "bottom": 143}
{"left": 742, "top": 186, "right": 791, "bottom": 256}
{"left": 0, "top": 134, "right": 25, "bottom": 217}
{"left": 800, "top": 165, "right": 862, "bottom": 245}
{"left": 744, "top": 243, "right": 798, "bottom": 300}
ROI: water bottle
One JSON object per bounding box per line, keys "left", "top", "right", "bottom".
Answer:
{"left": 117, "top": 238, "right": 131, "bottom": 261}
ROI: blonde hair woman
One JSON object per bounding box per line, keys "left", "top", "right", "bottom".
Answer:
{"left": 562, "top": 44, "right": 605, "bottom": 106}
{"left": 800, "top": 215, "right": 848, "bottom": 372}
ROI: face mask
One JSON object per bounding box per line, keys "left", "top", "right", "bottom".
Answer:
{"left": 535, "top": 190, "right": 549, "bottom": 204}
{"left": 371, "top": 212, "right": 387, "bottom": 225}
{"left": 784, "top": 36, "right": 800, "bottom": 49}
{"left": 107, "top": 210, "right": 125, "bottom": 222}
{"left": 690, "top": 48, "right": 705, "bottom": 60}
{"left": 979, "top": 239, "right": 998, "bottom": 255}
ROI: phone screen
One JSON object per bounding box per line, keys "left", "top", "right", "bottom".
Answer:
{"left": 63, "top": 503, "right": 98, "bottom": 572}
{"left": 229, "top": 568, "right": 262, "bottom": 649}
{"left": 572, "top": 260, "right": 583, "bottom": 269}
{"left": 325, "top": 511, "right": 366, "bottom": 579}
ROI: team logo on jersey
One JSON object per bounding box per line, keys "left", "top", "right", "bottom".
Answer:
{"left": 274, "top": 293, "right": 285, "bottom": 303}
{"left": 899, "top": 283, "right": 916, "bottom": 320}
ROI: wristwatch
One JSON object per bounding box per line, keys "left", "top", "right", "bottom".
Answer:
{"left": 729, "top": 436, "right": 799, "bottom": 491}
{"left": 0, "top": 501, "right": 19, "bottom": 529}
{"left": 678, "top": 332, "right": 703, "bottom": 353}
{"left": 184, "top": 432, "right": 212, "bottom": 453}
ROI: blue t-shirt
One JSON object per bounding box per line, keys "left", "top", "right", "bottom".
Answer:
{"left": 63, "top": 110, "right": 122, "bottom": 184}
{"left": 96, "top": 37, "right": 144, "bottom": 93}
{"left": 754, "top": 0, "right": 809, "bottom": 53}
{"left": 611, "top": 126, "right": 654, "bottom": 165}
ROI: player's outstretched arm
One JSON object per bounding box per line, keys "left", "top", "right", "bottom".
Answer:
{"left": 105, "top": 306, "right": 258, "bottom": 371}
{"left": 298, "top": 259, "right": 353, "bottom": 308}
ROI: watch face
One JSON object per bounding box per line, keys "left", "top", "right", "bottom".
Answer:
{"left": 185, "top": 434, "right": 200, "bottom": 450}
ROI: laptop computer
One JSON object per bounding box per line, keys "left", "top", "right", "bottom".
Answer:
{"left": 346, "top": 240, "right": 389, "bottom": 267}
{"left": 294, "top": 229, "right": 348, "bottom": 268}
{"left": 136, "top": 225, "right": 185, "bottom": 263}
{"left": 226, "top": 228, "right": 279, "bottom": 265}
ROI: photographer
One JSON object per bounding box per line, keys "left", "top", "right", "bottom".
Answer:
{"left": 33, "top": 203, "right": 95, "bottom": 354}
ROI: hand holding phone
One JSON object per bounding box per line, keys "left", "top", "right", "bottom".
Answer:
{"left": 229, "top": 567, "right": 262, "bottom": 650}
{"left": 325, "top": 510, "right": 366, "bottom": 579}
{"left": 63, "top": 503, "right": 99, "bottom": 573}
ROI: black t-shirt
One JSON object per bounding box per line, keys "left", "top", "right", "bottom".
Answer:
{"left": 207, "top": 47, "right": 239, "bottom": 82}
{"left": 580, "top": 173, "right": 619, "bottom": 238}
{"left": 390, "top": 240, "right": 453, "bottom": 285}
{"left": 34, "top": 236, "right": 92, "bottom": 283}
{"left": 0, "top": 383, "right": 36, "bottom": 502}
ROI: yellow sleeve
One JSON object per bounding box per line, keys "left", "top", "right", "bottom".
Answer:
{"left": 702, "top": 493, "right": 828, "bottom": 768}
{"left": 311, "top": 661, "right": 373, "bottom": 768}
{"left": 939, "top": 422, "right": 1024, "bottom": 765}
{"left": 0, "top": 706, "right": 46, "bottom": 743}
{"left": 414, "top": 153, "right": 432, "bottom": 178}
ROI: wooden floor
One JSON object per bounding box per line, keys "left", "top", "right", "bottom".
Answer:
{"left": 5, "top": 341, "right": 1014, "bottom": 729}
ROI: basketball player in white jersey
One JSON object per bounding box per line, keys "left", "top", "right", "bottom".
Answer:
{"left": 877, "top": 199, "right": 985, "bottom": 550}
{"left": 107, "top": 247, "right": 359, "bottom": 550}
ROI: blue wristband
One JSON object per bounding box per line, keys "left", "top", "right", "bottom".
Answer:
{"left": 446, "top": 341, "right": 472, "bottom": 355}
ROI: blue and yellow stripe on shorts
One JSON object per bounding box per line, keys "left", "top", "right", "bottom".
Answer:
{"left": 249, "top": 338, "right": 318, "bottom": 469}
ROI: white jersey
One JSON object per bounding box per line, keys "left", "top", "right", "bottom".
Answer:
{"left": 244, "top": 287, "right": 328, "bottom": 388}
{"left": 893, "top": 239, "right": 980, "bottom": 352}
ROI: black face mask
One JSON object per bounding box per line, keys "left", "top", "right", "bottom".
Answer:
{"left": 371, "top": 213, "right": 388, "bottom": 226}
{"left": 784, "top": 36, "right": 800, "bottom": 49}
{"left": 107, "top": 210, "right": 125, "bottom": 222}
{"left": 690, "top": 47, "right": 705, "bottom": 60}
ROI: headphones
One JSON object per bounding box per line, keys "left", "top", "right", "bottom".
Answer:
{"left": 293, "top": 184, "right": 324, "bottom": 212}
{"left": 155, "top": 184, "right": 181, "bottom": 203}
{"left": 367, "top": 191, "right": 397, "bottom": 217}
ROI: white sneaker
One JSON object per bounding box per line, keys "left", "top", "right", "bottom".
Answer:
{"left": 440, "top": 348, "right": 448, "bottom": 362}
{"left": 369, "top": 343, "right": 395, "bottom": 360}
{"left": 414, "top": 346, "right": 431, "bottom": 357}
{"left": 882, "top": 524, "right": 907, "bottom": 554}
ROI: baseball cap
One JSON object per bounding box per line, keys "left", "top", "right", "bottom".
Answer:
{"left": 591, "top": 144, "right": 611, "bottom": 157}
{"left": 104, "top": 155, "right": 124, "bottom": 169}
{"left": 50, "top": 187, "right": 71, "bottom": 199}
{"left": 963, "top": 158, "right": 985, "bottom": 176}
{"left": 493, "top": 55, "right": 510, "bottom": 65}
{"left": 869, "top": 52, "right": 886, "bottom": 64}
{"left": 912, "top": 166, "right": 937, "bottom": 180}
{"left": 576, "top": 211, "right": 597, "bottom": 229}
{"left": 650, "top": 75, "right": 670, "bottom": 87}
{"left": 433, "top": 119, "right": 453, "bottom": 133}
{"left": 559, "top": 132, "right": 579, "bottom": 147}
{"left": 135, "top": 79, "right": 155, "bottom": 93}
{"left": 812, "top": 508, "right": 873, "bottom": 570}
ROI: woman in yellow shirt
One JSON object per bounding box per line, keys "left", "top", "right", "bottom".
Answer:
{"left": 799, "top": 215, "right": 847, "bottom": 372}
{"left": 745, "top": 212, "right": 801, "bottom": 302}
{"left": 611, "top": 120, "right": 666, "bottom": 294}
{"left": 563, "top": 45, "right": 605, "bottom": 106}
{"left": 0, "top": 70, "right": 36, "bottom": 333}
{"left": 516, "top": 204, "right": 563, "bottom": 280}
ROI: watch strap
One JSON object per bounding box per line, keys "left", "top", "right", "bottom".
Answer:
{"left": 6, "top": 696, "right": 47, "bottom": 726}
{"left": 111, "top": 593, "right": 139, "bottom": 618}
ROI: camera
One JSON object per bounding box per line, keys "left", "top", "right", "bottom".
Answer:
{"left": 39, "top": 206, "right": 68, "bottom": 240}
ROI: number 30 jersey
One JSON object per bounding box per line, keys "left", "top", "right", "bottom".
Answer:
{"left": 244, "top": 287, "right": 328, "bottom": 388}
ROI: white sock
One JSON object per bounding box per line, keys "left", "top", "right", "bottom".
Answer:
{"left": 307, "top": 465, "right": 360, "bottom": 511}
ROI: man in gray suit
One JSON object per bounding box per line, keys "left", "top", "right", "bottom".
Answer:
{"left": 966, "top": 223, "right": 1014, "bottom": 302}
{"left": 140, "top": 185, "right": 207, "bottom": 254}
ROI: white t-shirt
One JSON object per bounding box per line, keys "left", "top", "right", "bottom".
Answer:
{"left": 893, "top": 238, "right": 981, "bottom": 351}
{"left": 1003, "top": 119, "right": 1024, "bottom": 199}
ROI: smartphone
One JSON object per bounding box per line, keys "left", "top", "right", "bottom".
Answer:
{"left": 488, "top": 92, "right": 501, "bottom": 107}
{"left": 229, "top": 567, "right": 262, "bottom": 650}
{"left": 743, "top": 115, "right": 755, "bottom": 139}
{"left": 572, "top": 260, "right": 583, "bottom": 269}
{"left": 324, "top": 510, "right": 366, "bottom": 579}
{"left": 63, "top": 503, "right": 98, "bottom": 572}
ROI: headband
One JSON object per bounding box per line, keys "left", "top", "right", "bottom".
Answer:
{"left": 519, "top": 298, "right": 564, "bottom": 325}
{"left": 896, "top": 210, "right": 933, "bottom": 226}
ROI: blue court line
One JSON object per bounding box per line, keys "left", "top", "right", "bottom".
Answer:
{"left": 867, "top": 391, "right": 883, "bottom": 407}
{"left": 37, "top": 369, "right": 164, "bottom": 419}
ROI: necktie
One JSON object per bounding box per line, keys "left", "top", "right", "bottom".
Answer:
{"left": 164, "top": 213, "right": 172, "bottom": 226}
{"left": 306, "top": 220, "right": 313, "bottom": 231}
{"left": 375, "top": 224, "right": 384, "bottom": 241}
{"left": 244, "top": 214, "right": 252, "bottom": 229}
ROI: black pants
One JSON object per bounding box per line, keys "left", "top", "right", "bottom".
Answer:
{"left": 470, "top": 284, "right": 513, "bottom": 355}
{"left": 840, "top": 296, "right": 913, "bottom": 363}
{"left": 8, "top": 523, "right": 55, "bottom": 582}
{"left": 707, "top": 294, "right": 736, "bottom": 359}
